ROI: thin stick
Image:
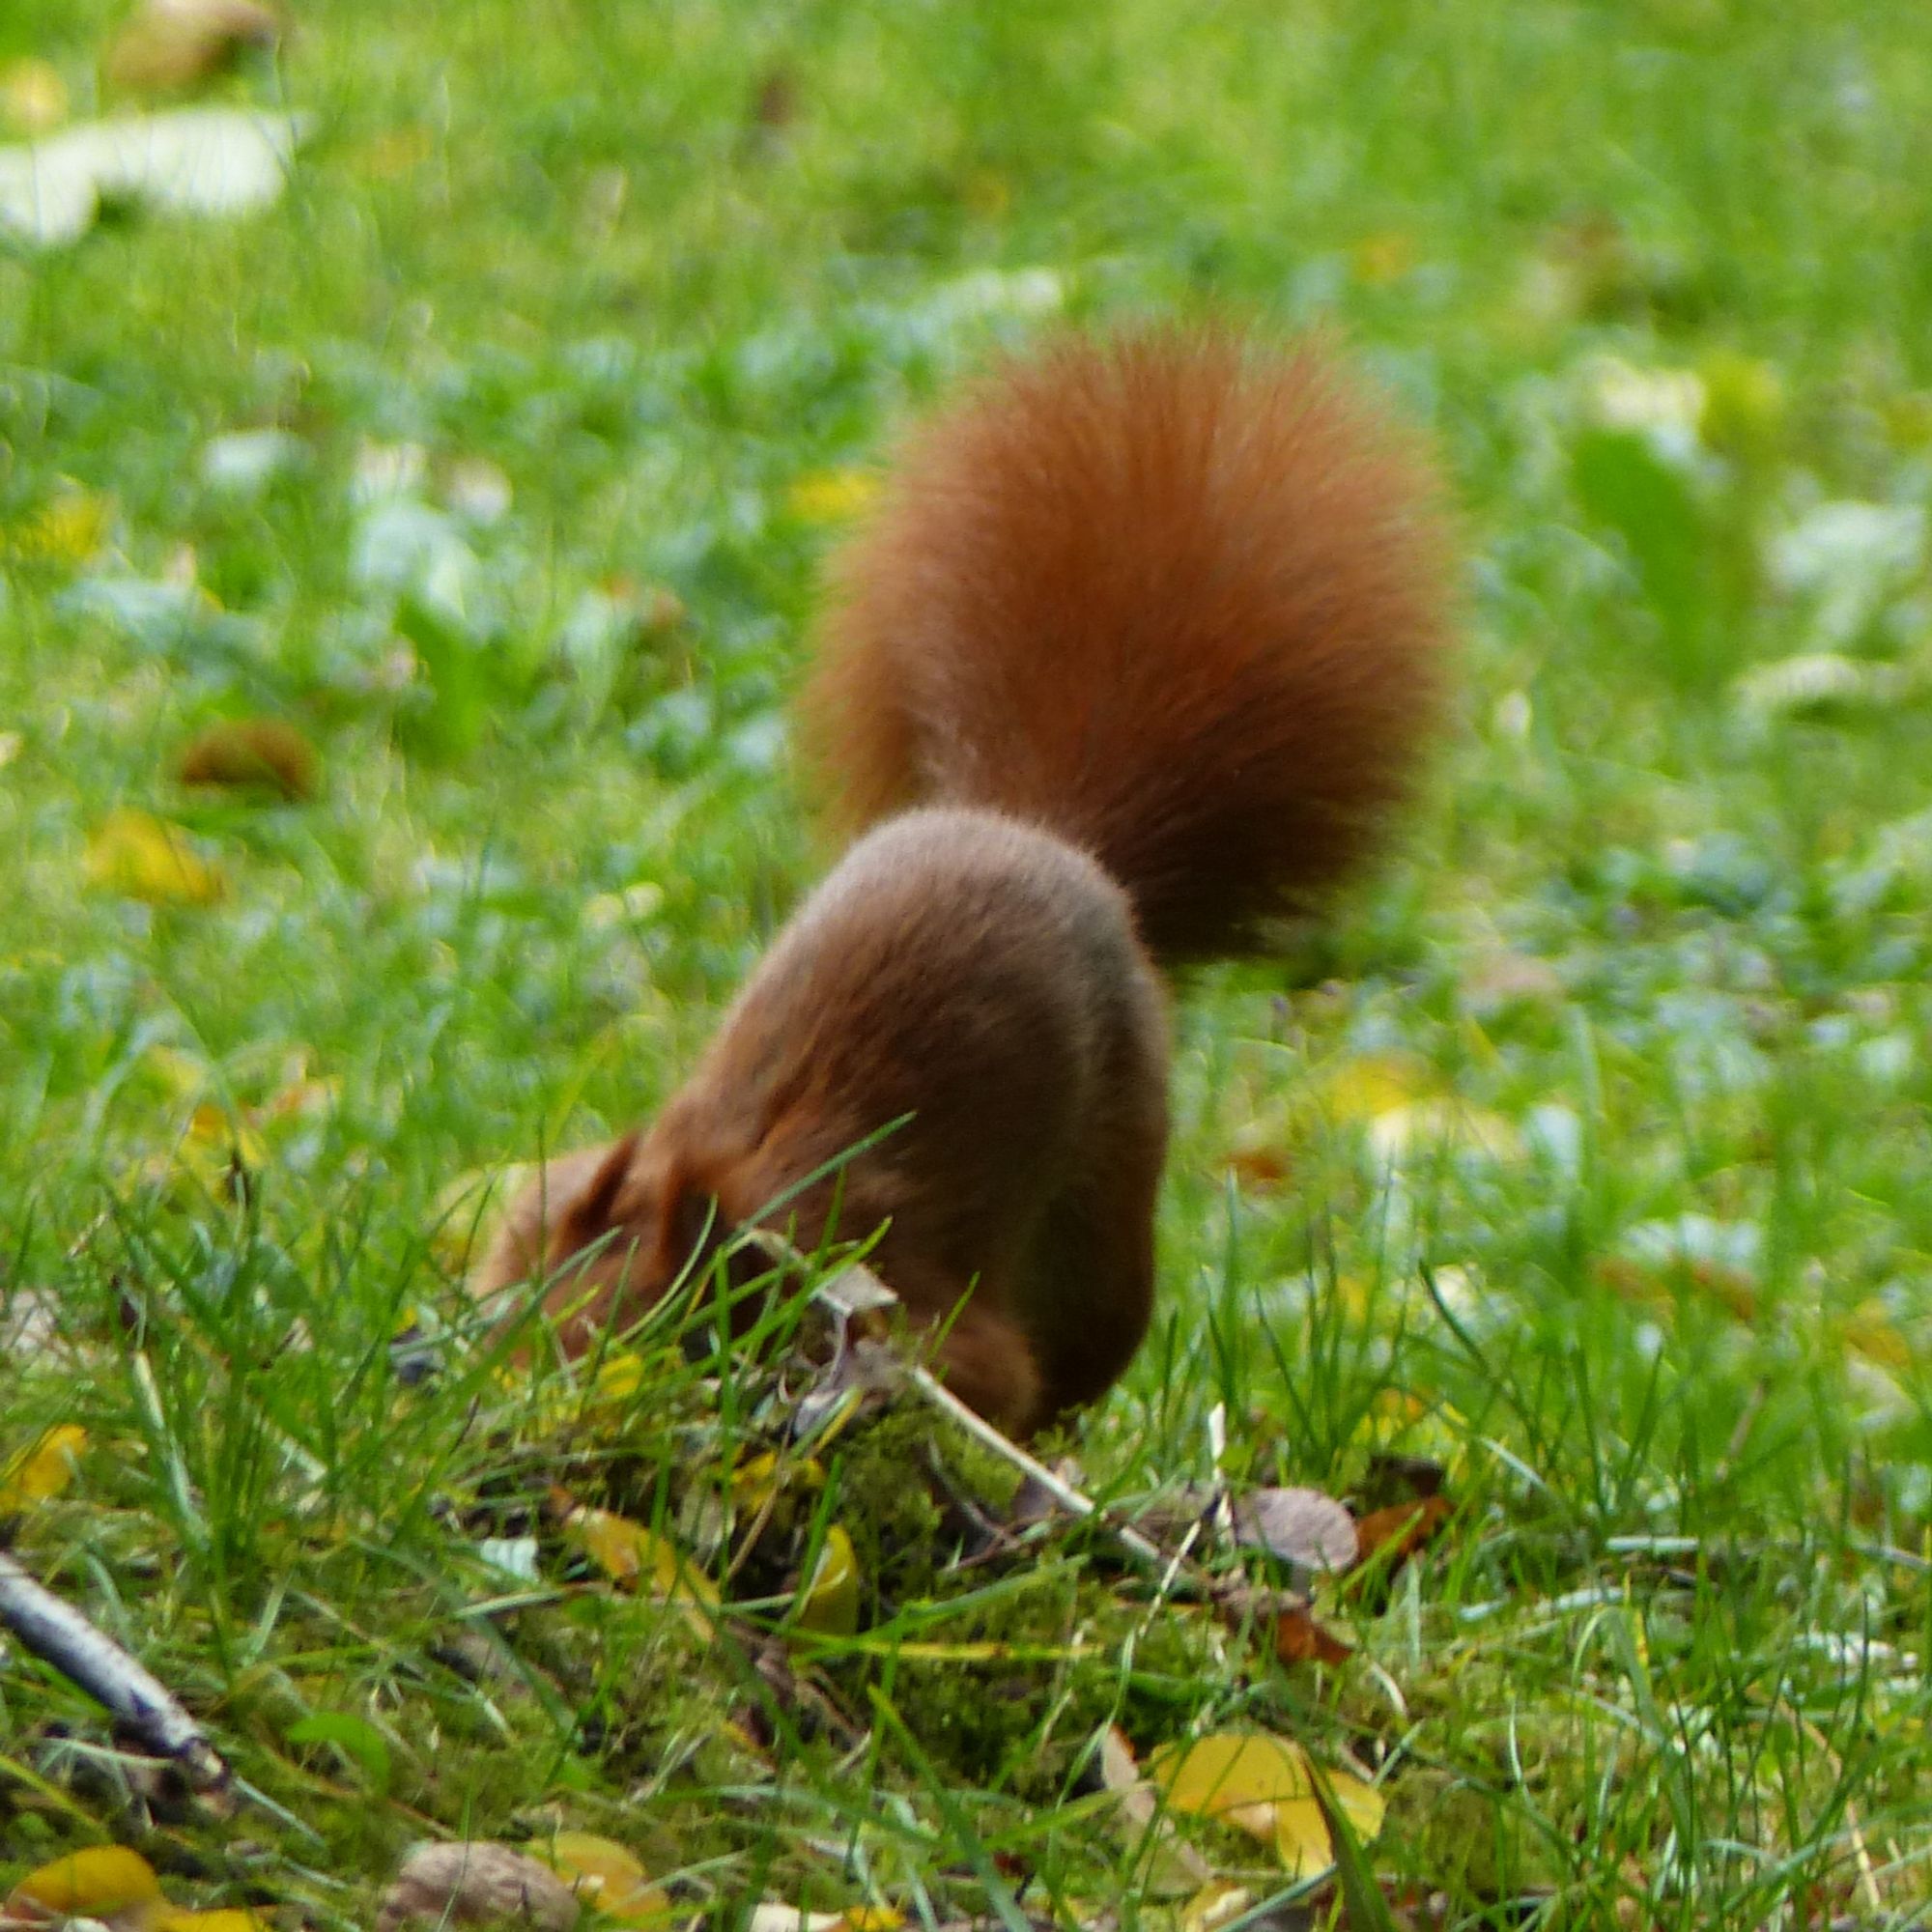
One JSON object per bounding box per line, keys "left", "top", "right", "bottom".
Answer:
{"left": 0, "top": 1549, "right": 235, "bottom": 1807}
{"left": 903, "top": 1364, "right": 1167, "bottom": 1572}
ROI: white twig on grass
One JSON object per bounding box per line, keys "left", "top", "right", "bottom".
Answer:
{"left": 0, "top": 1548, "right": 235, "bottom": 1807}
{"left": 903, "top": 1362, "right": 1167, "bottom": 1573}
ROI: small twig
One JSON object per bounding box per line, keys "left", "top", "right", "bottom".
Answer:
{"left": 1204, "top": 1403, "right": 1236, "bottom": 1549}
{"left": 802, "top": 1254, "right": 1269, "bottom": 1621}
{"left": 903, "top": 1363, "right": 1168, "bottom": 1572}
{"left": 0, "top": 1548, "right": 236, "bottom": 1810}
{"left": 782, "top": 1250, "right": 1176, "bottom": 1576}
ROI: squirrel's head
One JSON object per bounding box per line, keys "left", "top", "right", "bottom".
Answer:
{"left": 475, "top": 1132, "right": 726, "bottom": 1357}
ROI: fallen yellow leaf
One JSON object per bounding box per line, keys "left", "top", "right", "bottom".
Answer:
{"left": 187, "top": 1100, "right": 268, "bottom": 1171}
{"left": 1149, "top": 1731, "right": 1384, "bottom": 1879}
{"left": 730, "top": 1448, "right": 826, "bottom": 1510}
{"left": 0, "top": 1424, "right": 88, "bottom": 1511}
{"left": 792, "top": 1522, "right": 861, "bottom": 1635}
{"left": 1, "top": 57, "right": 69, "bottom": 135}
{"left": 1318, "top": 1052, "right": 1433, "bottom": 1123}
{"left": 1272, "top": 1782, "right": 1385, "bottom": 1881}
{"left": 527, "top": 1833, "right": 670, "bottom": 1927}
{"left": 1181, "top": 1881, "right": 1254, "bottom": 1932}
{"left": 13, "top": 489, "right": 113, "bottom": 564}
{"left": 84, "top": 809, "right": 226, "bottom": 905}
{"left": 590, "top": 1351, "right": 647, "bottom": 1403}
{"left": 563, "top": 1501, "right": 718, "bottom": 1610}
{"left": 7, "top": 1847, "right": 164, "bottom": 1921}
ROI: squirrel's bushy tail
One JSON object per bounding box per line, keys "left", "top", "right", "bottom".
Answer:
{"left": 801, "top": 327, "right": 1453, "bottom": 966}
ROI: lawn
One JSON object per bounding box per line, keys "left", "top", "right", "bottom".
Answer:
{"left": 5, "top": 1, "right": 1932, "bottom": 1926}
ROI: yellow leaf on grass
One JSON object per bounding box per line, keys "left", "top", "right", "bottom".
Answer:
{"left": 1318, "top": 1052, "right": 1433, "bottom": 1124}
{"left": 1272, "top": 1781, "right": 1386, "bottom": 1881}
{"left": 786, "top": 469, "right": 878, "bottom": 524}
{"left": 792, "top": 1523, "right": 861, "bottom": 1635}
{"left": 1181, "top": 1882, "right": 1255, "bottom": 1932}
{"left": 1149, "top": 1731, "right": 1383, "bottom": 1880}
{"left": 188, "top": 1100, "right": 268, "bottom": 1170}
{"left": 84, "top": 808, "right": 226, "bottom": 905}
{"left": 590, "top": 1351, "right": 647, "bottom": 1404}
{"left": 528, "top": 1833, "right": 670, "bottom": 1926}
{"left": 840, "top": 1911, "right": 903, "bottom": 1932}
{"left": 564, "top": 1501, "right": 718, "bottom": 1607}
{"left": 1152, "top": 1730, "right": 1312, "bottom": 1827}
{"left": 144, "top": 1043, "right": 211, "bottom": 1101}
{"left": 13, "top": 489, "right": 113, "bottom": 564}
{"left": 2, "top": 58, "right": 69, "bottom": 135}
{"left": 7, "top": 1846, "right": 164, "bottom": 1920}
{"left": 156, "top": 1912, "right": 271, "bottom": 1932}
{"left": 0, "top": 1424, "right": 88, "bottom": 1510}
{"left": 730, "top": 1448, "right": 826, "bottom": 1510}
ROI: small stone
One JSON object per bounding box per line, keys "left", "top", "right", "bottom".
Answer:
{"left": 376, "top": 1842, "right": 580, "bottom": 1932}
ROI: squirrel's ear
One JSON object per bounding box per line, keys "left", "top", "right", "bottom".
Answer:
{"left": 554, "top": 1129, "right": 640, "bottom": 1258}
{"left": 655, "top": 1157, "right": 724, "bottom": 1285}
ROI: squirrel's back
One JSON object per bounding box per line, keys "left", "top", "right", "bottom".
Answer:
{"left": 801, "top": 326, "right": 1453, "bottom": 965}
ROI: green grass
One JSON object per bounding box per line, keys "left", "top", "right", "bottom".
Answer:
{"left": 6, "top": 0, "right": 1932, "bottom": 1924}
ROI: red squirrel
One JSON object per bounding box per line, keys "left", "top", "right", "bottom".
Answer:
{"left": 475, "top": 325, "right": 1452, "bottom": 1436}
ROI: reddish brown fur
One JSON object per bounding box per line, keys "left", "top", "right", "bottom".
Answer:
{"left": 476, "top": 327, "right": 1452, "bottom": 1435}
{"left": 803, "top": 327, "right": 1451, "bottom": 962}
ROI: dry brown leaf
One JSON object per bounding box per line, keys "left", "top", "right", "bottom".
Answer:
{"left": 376, "top": 1843, "right": 580, "bottom": 1932}
{"left": 1273, "top": 1602, "right": 1354, "bottom": 1666}
{"left": 1222, "top": 1140, "right": 1292, "bottom": 1190}
{"left": 106, "top": 0, "right": 282, "bottom": 96}
{"left": 750, "top": 68, "right": 800, "bottom": 131}
{"left": 1352, "top": 1495, "right": 1452, "bottom": 1572}
{"left": 176, "top": 718, "right": 318, "bottom": 800}
{"left": 1595, "top": 1254, "right": 1758, "bottom": 1323}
